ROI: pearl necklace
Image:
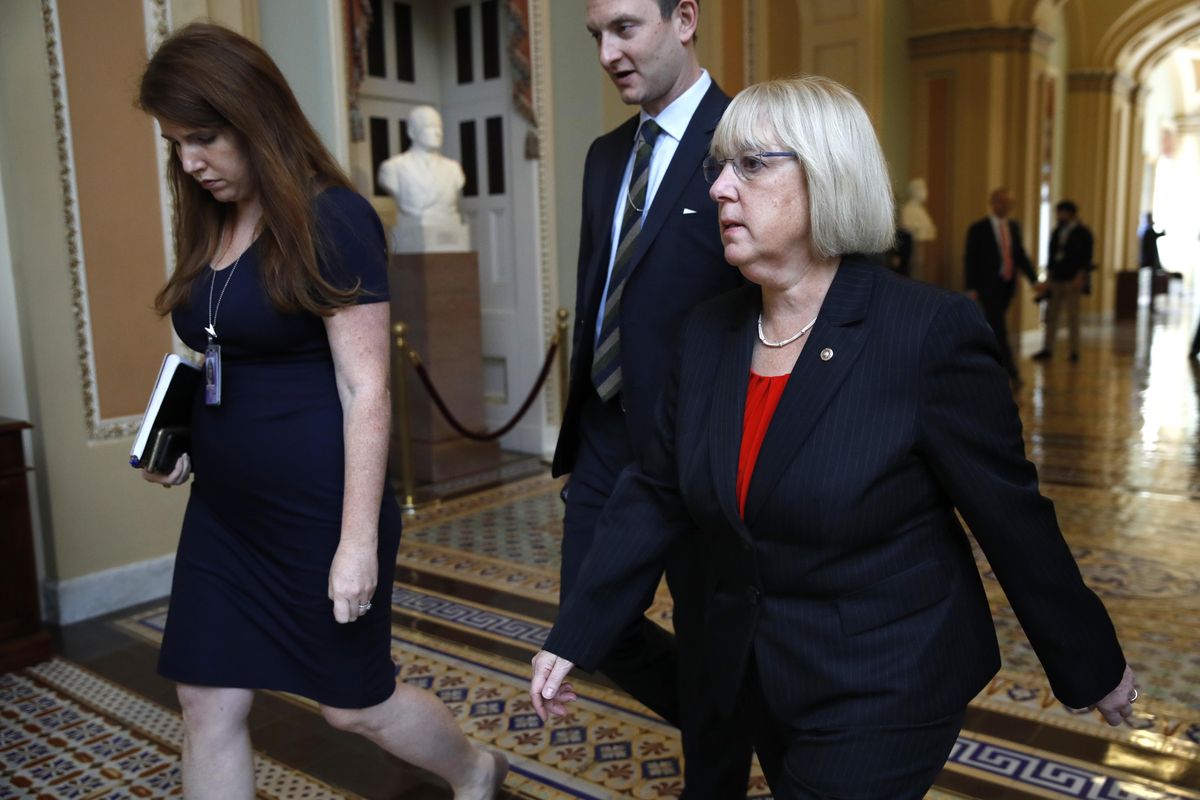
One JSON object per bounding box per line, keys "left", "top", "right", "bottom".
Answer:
{"left": 757, "top": 313, "right": 817, "bottom": 348}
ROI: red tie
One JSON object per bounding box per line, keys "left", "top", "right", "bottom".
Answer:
{"left": 999, "top": 222, "right": 1014, "bottom": 282}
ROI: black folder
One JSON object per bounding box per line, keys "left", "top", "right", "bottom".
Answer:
{"left": 129, "top": 354, "right": 200, "bottom": 472}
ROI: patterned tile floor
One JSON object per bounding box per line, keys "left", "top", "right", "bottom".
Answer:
{"left": 12, "top": 303, "right": 1200, "bottom": 798}
{"left": 0, "top": 659, "right": 354, "bottom": 798}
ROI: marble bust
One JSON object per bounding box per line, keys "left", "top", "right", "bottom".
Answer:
{"left": 900, "top": 177, "right": 937, "bottom": 242}
{"left": 377, "top": 105, "right": 470, "bottom": 253}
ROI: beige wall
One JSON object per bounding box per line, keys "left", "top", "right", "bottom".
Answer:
{"left": 59, "top": 0, "right": 175, "bottom": 419}
{"left": 881, "top": 0, "right": 913, "bottom": 199}
{"left": 548, "top": 2, "right": 607, "bottom": 324}
{"left": 0, "top": 0, "right": 258, "bottom": 604}
{"left": 0, "top": 1, "right": 188, "bottom": 588}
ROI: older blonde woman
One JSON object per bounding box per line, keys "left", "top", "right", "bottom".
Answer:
{"left": 530, "top": 76, "right": 1135, "bottom": 799}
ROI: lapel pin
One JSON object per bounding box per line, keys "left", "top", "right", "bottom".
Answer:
{"left": 820, "top": 348, "right": 833, "bottom": 362}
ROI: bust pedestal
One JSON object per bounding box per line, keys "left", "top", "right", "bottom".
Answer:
{"left": 388, "top": 253, "right": 500, "bottom": 484}
{"left": 392, "top": 221, "right": 471, "bottom": 254}
{"left": 0, "top": 418, "right": 52, "bottom": 671}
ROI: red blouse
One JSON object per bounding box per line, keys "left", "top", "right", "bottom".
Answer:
{"left": 736, "top": 370, "right": 791, "bottom": 517}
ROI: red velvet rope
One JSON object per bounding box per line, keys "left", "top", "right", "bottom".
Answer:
{"left": 407, "top": 339, "right": 559, "bottom": 442}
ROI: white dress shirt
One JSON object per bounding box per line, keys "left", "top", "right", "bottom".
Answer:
{"left": 594, "top": 70, "right": 713, "bottom": 346}
{"left": 989, "top": 214, "right": 1012, "bottom": 277}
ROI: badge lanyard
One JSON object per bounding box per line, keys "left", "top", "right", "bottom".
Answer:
{"left": 203, "top": 251, "right": 242, "bottom": 406}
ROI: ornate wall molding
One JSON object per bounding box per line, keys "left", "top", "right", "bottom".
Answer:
{"left": 909, "top": 26, "right": 1054, "bottom": 59}
{"left": 1174, "top": 112, "right": 1200, "bottom": 135}
{"left": 144, "top": 0, "right": 177, "bottom": 295}
{"left": 42, "top": 0, "right": 170, "bottom": 441}
{"left": 1066, "top": 69, "right": 1135, "bottom": 96}
{"left": 530, "top": 0, "right": 561, "bottom": 428}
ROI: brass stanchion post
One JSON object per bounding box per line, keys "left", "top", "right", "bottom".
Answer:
{"left": 556, "top": 308, "right": 570, "bottom": 420}
{"left": 392, "top": 322, "right": 417, "bottom": 513}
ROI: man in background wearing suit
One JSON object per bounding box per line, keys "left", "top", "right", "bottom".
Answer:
{"left": 553, "top": 0, "right": 749, "bottom": 794}
{"left": 1033, "top": 200, "right": 1093, "bottom": 362}
{"left": 965, "top": 187, "right": 1040, "bottom": 385}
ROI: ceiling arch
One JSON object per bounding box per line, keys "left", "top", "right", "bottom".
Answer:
{"left": 1093, "top": 0, "right": 1200, "bottom": 78}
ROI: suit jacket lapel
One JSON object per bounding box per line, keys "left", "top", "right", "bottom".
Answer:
{"left": 623, "top": 83, "right": 728, "bottom": 281}
{"left": 709, "top": 295, "right": 756, "bottom": 535}
{"left": 743, "top": 262, "right": 876, "bottom": 527}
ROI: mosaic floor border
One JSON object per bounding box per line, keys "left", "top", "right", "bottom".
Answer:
{"left": 403, "top": 474, "right": 565, "bottom": 535}
{"left": 944, "top": 731, "right": 1200, "bottom": 800}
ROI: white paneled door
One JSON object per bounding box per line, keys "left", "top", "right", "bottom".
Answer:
{"left": 356, "top": 0, "right": 545, "bottom": 453}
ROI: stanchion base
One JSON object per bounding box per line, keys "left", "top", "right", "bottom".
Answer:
{"left": 393, "top": 487, "right": 441, "bottom": 516}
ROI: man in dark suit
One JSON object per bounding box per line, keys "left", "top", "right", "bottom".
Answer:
{"left": 553, "top": 0, "right": 749, "bottom": 793}
{"left": 964, "top": 187, "right": 1040, "bottom": 384}
{"left": 1033, "top": 200, "right": 1093, "bottom": 362}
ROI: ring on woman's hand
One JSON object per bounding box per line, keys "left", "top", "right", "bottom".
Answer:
{"left": 357, "top": 601, "right": 372, "bottom": 612}
{"left": 1129, "top": 688, "right": 1138, "bottom": 703}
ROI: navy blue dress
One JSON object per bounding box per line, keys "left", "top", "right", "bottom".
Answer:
{"left": 159, "top": 187, "right": 402, "bottom": 709}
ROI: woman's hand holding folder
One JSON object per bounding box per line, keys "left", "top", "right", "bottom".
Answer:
{"left": 141, "top": 453, "right": 192, "bottom": 489}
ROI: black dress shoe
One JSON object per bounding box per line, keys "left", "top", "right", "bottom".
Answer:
{"left": 1031, "top": 350, "right": 1052, "bottom": 361}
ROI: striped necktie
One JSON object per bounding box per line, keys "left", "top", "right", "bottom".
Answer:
{"left": 591, "top": 119, "right": 662, "bottom": 402}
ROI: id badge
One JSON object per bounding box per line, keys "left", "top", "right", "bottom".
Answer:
{"left": 204, "top": 340, "right": 222, "bottom": 406}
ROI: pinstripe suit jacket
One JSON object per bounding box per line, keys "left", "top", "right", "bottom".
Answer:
{"left": 544, "top": 257, "right": 1125, "bottom": 727}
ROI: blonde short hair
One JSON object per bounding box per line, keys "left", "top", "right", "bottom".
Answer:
{"left": 711, "top": 76, "right": 895, "bottom": 259}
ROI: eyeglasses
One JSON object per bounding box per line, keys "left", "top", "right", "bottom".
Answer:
{"left": 702, "top": 151, "right": 798, "bottom": 183}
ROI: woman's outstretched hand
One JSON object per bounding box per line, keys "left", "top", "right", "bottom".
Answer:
{"left": 1082, "top": 664, "right": 1139, "bottom": 726}
{"left": 529, "top": 650, "right": 578, "bottom": 722}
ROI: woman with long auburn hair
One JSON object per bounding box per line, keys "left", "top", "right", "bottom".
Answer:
{"left": 137, "top": 23, "right": 505, "bottom": 798}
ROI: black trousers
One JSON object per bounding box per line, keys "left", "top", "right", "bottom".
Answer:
{"left": 981, "top": 298, "right": 1019, "bottom": 379}
{"left": 561, "top": 388, "right": 754, "bottom": 799}
{"left": 742, "top": 662, "right": 964, "bottom": 800}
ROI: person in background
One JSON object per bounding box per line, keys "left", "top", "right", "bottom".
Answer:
{"left": 1033, "top": 200, "right": 1093, "bottom": 363}
{"left": 1140, "top": 211, "right": 1165, "bottom": 271}
{"left": 965, "top": 187, "right": 1041, "bottom": 387}
{"left": 887, "top": 226, "right": 914, "bottom": 276}
{"left": 137, "top": 23, "right": 505, "bottom": 799}
{"left": 964, "top": 188, "right": 1041, "bottom": 388}
{"left": 531, "top": 76, "right": 1137, "bottom": 799}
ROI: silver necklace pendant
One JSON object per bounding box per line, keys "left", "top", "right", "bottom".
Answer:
{"left": 206, "top": 249, "right": 243, "bottom": 344}
{"left": 757, "top": 313, "right": 818, "bottom": 348}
